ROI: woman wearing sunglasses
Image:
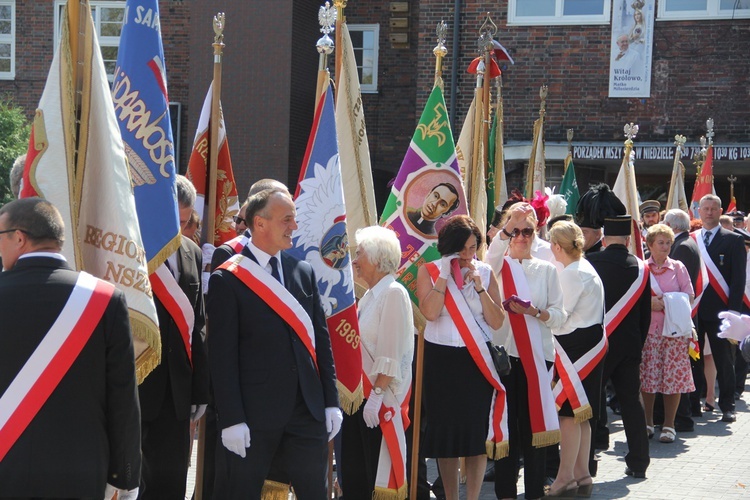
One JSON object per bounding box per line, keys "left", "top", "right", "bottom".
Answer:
{"left": 485, "top": 202, "right": 566, "bottom": 500}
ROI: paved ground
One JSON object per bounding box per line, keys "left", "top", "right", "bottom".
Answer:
{"left": 186, "top": 387, "right": 750, "bottom": 499}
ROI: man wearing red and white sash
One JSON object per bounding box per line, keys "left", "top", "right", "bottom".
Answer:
{"left": 693, "top": 194, "right": 747, "bottom": 423}
{"left": 0, "top": 198, "right": 141, "bottom": 498}
{"left": 138, "top": 175, "right": 209, "bottom": 499}
{"left": 207, "top": 189, "right": 341, "bottom": 499}
{"left": 587, "top": 215, "right": 651, "bottom": 479}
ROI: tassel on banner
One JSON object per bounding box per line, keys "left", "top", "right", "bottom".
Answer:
{"left": 337, "top": 380, "right": 364, "bottom": 416}
{"left": 373, "top": 484, "right": 408, "bottom": 500}
{"left": 532, "top": 429, "right": 561, "bottom": 448}
{"left": 573, "top": 405, "right": 593, "bottom": 424}
{"left": 260, "top": 480, "right": 291, "bottom": 500}
{"left": 486, "top": 440, "right": 510, "bottom": 460}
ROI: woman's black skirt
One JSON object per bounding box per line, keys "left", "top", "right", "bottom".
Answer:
{"left": 555, "top": 324, "right": 605, "bottom": 419}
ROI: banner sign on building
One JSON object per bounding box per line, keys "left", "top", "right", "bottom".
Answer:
{"left": 573, "top": 144, "right": 750, "bottom": 162}
{"left": 609, "top": 0, "right": 655, "bottom": 98}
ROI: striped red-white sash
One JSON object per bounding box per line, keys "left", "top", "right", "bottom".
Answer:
{"left": 425, "top": 262, "right": 509, "bottom": 459}
{"left": 150, "top": 264, "right": 195, "bottom": 365}
{"left": 0, "top": 272, "right": 114, "bottom": 461}
{"left": 225, "top": 233, "right": 249, "bottom": 254}
{"left": 500, "top": 257, "right": 560, "bottom": 447}
{"left": 688, "top": 233, "right": 710, "bottom": 317}
{"left": 552, "top": 333, "right": 607, "bottom": 422}
{"left": 692, "top": 231, "right": 731, "bottom": 309}
{"left": 219, "top": 254, "right": 318, "bottom": 371}
{"left": 603, "top": 258, "right": 649, "bottom": 335}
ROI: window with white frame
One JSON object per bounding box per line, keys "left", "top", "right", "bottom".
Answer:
{"left": 0, "top": 1, "right": 15, "bottom": 79}
{"left": 54, "top": 1, "right": 126, "bottom": 81}
{"left": 508, "top": 0, "right": 611, "bottom": 25}
{"left": 658, "top": 0, "right": 750, "bottom": 20}
{"left": 347, "top": 24, "right": 379, "bottom": 93}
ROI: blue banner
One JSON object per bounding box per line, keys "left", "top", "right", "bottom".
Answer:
{"left": 112, "top": 0, "right": 180, "bottom": 271}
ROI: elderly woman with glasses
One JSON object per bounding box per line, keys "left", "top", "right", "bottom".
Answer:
{"left": 416, "top": 215, "right": 506, "bottom": 500}
{"left": 341, "top": 226, "right": 414, "bottom": 499}
{"left": 485, "top": 203, "right": 566, "bottom": 500}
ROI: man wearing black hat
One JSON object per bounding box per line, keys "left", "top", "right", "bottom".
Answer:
{"left": 575, "top": 184, "right": 628, "bottom": 257}
{"left": 588, "top": 215, "right": 651, "bottom": 479}
{"left": 639, "top": 201, "right": 660, "bottom": 233}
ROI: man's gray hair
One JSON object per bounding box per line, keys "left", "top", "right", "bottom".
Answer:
{"left": 10, "top": 154, "right": 25, "bottom": 199}
{"left": 700, "top": 194, "right": 721, "bottom": 207}
{"left": 354, "top": 226, "right": 401, "bottom": 275}
{"left": 175, "top": 174, "right": 197, "bottom": 209}
{"left": 663, "top": 209, "right": 690, "bottom": 232}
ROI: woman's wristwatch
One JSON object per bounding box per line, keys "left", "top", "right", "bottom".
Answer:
{"left": 534, "top": 307, "right": 543, "bottom": 318}
{"left": 373, "top": 386, "right": 384, "bottom": 396}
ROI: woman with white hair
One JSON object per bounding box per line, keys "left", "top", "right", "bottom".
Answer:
{"left": 341, "top": 226, "right": 414, "bottom": 499}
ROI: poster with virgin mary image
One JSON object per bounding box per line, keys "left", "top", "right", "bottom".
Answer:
{"left": 609, "top": 0, "right": 655, "bottom": 98}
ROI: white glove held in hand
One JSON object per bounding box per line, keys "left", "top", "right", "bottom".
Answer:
{"left": 718, "top": 311, "right": 750, "bottom": 342}
{"left": 439, "top": 254, "right": 458, "bottom": 279}
{"left": 104, "top": 484, "right": 138, "bottom": 500}
{"left": 325, "top": 407, "right": 343, "bottom": 441}
{"left": 222, "top": 423, "right": 251, "bottom": 458}
{"left": 202, "top": 271, "right": 211, "bottom": 294}
{"left": 202, "top": 243, "right": 216, "bottom": 264}
{"left": 363, "top": 392, "right": 384, "bottom": 428}
{"left": 191, "top": 404, "right": 207, "bottom": 422}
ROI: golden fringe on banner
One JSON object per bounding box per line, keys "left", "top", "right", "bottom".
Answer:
{"left": 532, "top": 429, "right": 561, "bottom": 448}
{"left": 486, "top": 440, "right": 510, "bottom": 460}
{"left": 338, "top": 380, "right": 364, "bottom": 416}
{"left": 260, "top": 480, "right": 291, "bottom": 500}
{"left": 132, "top": 314, "right": 162, "bottom": 385}
{"left": 147, "top": 233, "right": 183, "bottom": 275}
{"left": 573, "top": 405, "right": 593, "bottom": 424}
{"left": 373, "top": 483, "right": 408, "bottom": 500}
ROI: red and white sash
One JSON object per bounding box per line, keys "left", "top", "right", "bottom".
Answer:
{"left": 219, "top": 254, "right": 318, "bottom": 371}
{"left": 361, "top": 363, "right": 409, "bottom": 499}
{"left": 425, "top": 262, "right": 509, "bottom": 459}
{"left": 692, "top": 231, "right": 730, "bottom": 308}
{"left": 150, "top": 264, "right": 195, "bottom": 365}
{"left": 0, "top": 272, "right": 114, "bottom": 461}
{"left": 603, "top": 258, "right": 649, "bottom": 335}
{"left": 500, "top": 257, "right": 560, "bottom": 447}
{"left": 225, "top": 233, "right": 250, "bottom": 254}
{"left": 552, "top": 331, "right": 607, "bottom": 423}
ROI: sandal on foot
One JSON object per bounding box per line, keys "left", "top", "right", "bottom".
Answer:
{"left": 659, "top": 426, "right": 676, "bottom": 443}
{"left": 646, "top": 425, "right": 655, "bottom": 439}
{"left": 703, "top": 402, "right": 715, "bottom": 412}
{"left": 545, "top": 479, "right": 578, "bottom": 497}
{"left": 575, "top": 476, "right": 593, "bottom": 497}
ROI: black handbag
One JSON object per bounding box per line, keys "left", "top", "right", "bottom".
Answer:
{"left": 489, "top": 342, "right": 511, "bottom": 377}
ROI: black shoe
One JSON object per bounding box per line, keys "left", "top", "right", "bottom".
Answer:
{"left": 691, "top": 405, "right": 703, "bottom": 418}
{"left": 624, "top": 467, "right": 646, "bottom": 479}
{"left": 674, "top": 422, "right": 695, "bottom": 432}
{"left": 721, "top": 411, "right": 737, "bottom": 423}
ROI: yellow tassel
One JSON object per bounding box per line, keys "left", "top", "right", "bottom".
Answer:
{"left": 486, "top": 440, "right": 510, "bottom": 460}
{"left": 135, "top": 348, "right": 160, "bottom": 385}
{"left": 573, "top": 405, "right": 593, "bottom": 424}
{"left": 338, "top": 380, "right": 365, "bottom": 416}
{"left": 373, "top": 483, "right": 408, "bottom": 500}
{"left": 532, "top": 429, "right": 561, "bottom": 448}
{"left": 260, "top": 480, "right": 291, "bottom": 500}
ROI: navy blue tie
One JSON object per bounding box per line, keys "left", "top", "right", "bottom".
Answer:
{"left": 269, "top": 256, "right": 281, "bottom": 283}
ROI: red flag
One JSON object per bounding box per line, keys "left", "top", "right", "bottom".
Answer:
{"left": 187, "top": 82, "right": 240, "bottom": 247}
{"left": 690, "top": 144, "right": 715, "bottom": 218}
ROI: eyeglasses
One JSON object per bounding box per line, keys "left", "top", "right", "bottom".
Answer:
{"left": 0, "top": 228, "right": 24, "bottom": 236}
{"left": 510, "top": 228, "right": 535, "bottom": 239}
{"left": 233, "top": 216, "right": 246, "bottom": 226}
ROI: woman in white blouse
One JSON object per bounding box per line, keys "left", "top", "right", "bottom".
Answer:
{"left": 342, "top": 226, "right": 414, "bottom": 499}
{"left": 485, "top": 203, "right": 566, "bottom": 500}
{"left": 416, "top": 215, "right": 505, "bottom": 500}
{"left": 548, "top": 221, "right": 606, "bottom": 498}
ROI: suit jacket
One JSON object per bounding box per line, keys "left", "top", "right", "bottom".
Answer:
{"left": 697, "top": 227, "right": 747, "bottom": 321}
{"left": 207, "top": 246, "right": 339, "bottom": 431}
{"left": 0, "top": 256, "right": 141, "bottom": 496}
{"left": 588, "top": 244, "right": 652, "bottom": 357}
{"left": 139, "top": 236, "right": 209, "bottom": 421}
{"left": 669, "top": 231, "right": 701, "bottom": 291}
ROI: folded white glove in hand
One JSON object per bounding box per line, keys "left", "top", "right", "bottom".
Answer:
{"left": 439, "top": 254, "right": 458, "bottom": 279}
{"left": 202, "top": 271, "right": 211, "bottom": 294}
{"left": 325, "top": 407, "right": 343, "bottom": 441}
{"left": 363, "top": 392, "right": 384, "bottom": 429}
{"left": 202, "top": 243, "right": 216, "bottom": 264}
{"left": 191, "top": 404, "right": 207, "bottom": 422}
{"left": 718, "top": 311, "right": 750, "bottom": 342}
{"left": 222, "top": 422, "right": 251, "bottom": 458}
{"left": 104, "top": 484, "right": 138, "bottom": 500}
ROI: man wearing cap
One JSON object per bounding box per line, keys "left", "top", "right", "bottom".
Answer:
{"left": 639, "top": 200, "right": 661, "bottom": 234}
{"left": 588, "top": 215, "right": 651, "bottom": 479}
{"left": 575, "top": 184, "right": 627, "bottom": 258}
{"left": 728, "top": 211, "right": 746, "bottom": 230}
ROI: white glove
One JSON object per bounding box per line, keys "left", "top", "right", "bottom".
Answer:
{"left": 202, "top": 271, "right": 211, "bottom": 294}
{"left": 104, "top": 484, "right": 139, "bottom": 500}
{"left": 202, "top": 243, "right": 216, "bottom": 264}
{"left": 439, "top": 254, "right": 458, "bottom": 279}
{"left": 221, "top": 423, "right": 251, "bottom": 458}
{"left": 325, "top": 407, "right": 343, "bottom": 441}
{"left": 191, "top": 404, "right": 207, "bottom": 422}
{"left": 363, "top": 392, "right": 384, "bottom": 429}
{"left": 718, "top": 311, "right": 750, "bottom": 342}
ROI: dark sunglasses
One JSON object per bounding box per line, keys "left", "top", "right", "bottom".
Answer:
{"left": 510, "top": 228, "right": 535, "bottom": 238}
{"left": 233, "top": 216, "right": 246, "bottom": 225}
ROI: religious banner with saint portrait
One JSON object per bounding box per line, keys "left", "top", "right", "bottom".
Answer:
{"left": 380, "top": 85, "right": 468, "bottom": 306}
{"left": 609, "top": 0, "right": 655, "bottom": 98}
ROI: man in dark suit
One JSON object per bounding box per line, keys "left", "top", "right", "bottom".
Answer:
{"left": 207, "top": 188, "right": 342, "bottom": 499}
{"left": 137, "top": 175, "right": 209, "bottom": 499}
{"left": 0, "top": 198, "right": 141, "bottom": 498}
{"left": 695, "top": 194, "right": 747, "bottom": 423}
{"left": 588, "top": 215, "right": 651, "bottom": 479}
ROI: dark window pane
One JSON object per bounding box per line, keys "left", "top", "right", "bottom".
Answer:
{"left": 350, "top": 30, "right": 363, "bottom": 47}
{"left": 354, "top": 48, "right": 363, "bottom": 66}
{"left": 0, "top": 43, "right": 10, "bottom": 58}
{"left": 0, "top": 57, "right": 10, "bottom": 72}
{"left": 0, "top": 5, "right": 10, "bottom": 20}
{"left": 0, "top": 21, "right": 10, "bottom": 34}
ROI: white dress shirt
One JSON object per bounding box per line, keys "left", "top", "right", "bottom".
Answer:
{"left": 247, "top": 240, "right": 284, "bottom": 285}
{"left": 553, "top": 259, "right": 605, "bottom": 336}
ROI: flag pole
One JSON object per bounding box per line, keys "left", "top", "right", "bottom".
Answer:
{"left": 334, "top": 0, "right": 346, "bottom": 91}
{"left": 525, "top": 85, "right": 547, "bottom": 198}
{"left": 565, "top": 129, "right": 574, "bottom": 174}
{"left": 666, "top": 134, "right": 687, "bottom": 212}
{"left": 206, "top": 13, "right": 225, "bottom": 246}
{"left": 316, "top": 2, "right": 335, "bottom": 109}
{"left": 622, "top": 122, "right": 641, "bottom": 256}
{"left": 480, "top": 15, "right": 495, "bottom": 182}
{"left": 409, "top": 23, "right": 447, "bottom": 500}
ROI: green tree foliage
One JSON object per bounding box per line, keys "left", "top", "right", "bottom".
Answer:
{"left": 0, "top": 98, "right": 31, "bottom": 204}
